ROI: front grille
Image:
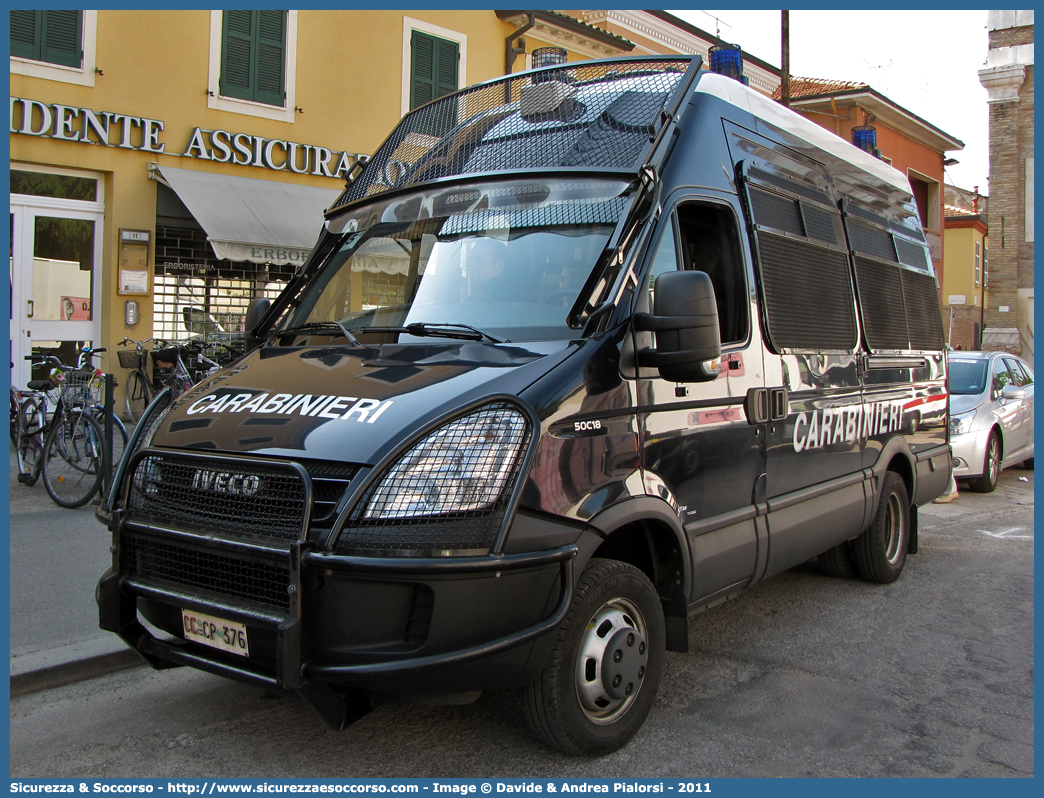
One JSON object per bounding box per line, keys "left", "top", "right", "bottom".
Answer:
{"left": 123, "top": 535, "right": 291, "bottom": 610}
{"left": 127, "top": 453, "right": 307, "bottom": 540}
{"left": 301, "top": 460, "right": 358, "bottom": 529}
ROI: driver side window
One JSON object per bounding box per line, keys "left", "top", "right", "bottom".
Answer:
{"left": 650, "top": 202, "right": 749, "bottom": 345}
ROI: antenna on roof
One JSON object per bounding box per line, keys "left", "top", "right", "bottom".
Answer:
{"left": 700, "top": 10, "right": 732, "bottom": 39}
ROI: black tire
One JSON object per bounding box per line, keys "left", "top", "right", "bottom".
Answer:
{"left": 42, "top": 410, "right": 104, "bottom": 508}
{"left": 1022, "top": 457, "right": 1034, "bottom": 470}
{"left": 16, "top": 396, "right": 46, "bottom": 486}
{"left": 10, "top": 388, "right": 20, "bottom": 446}
{"left": 523, "top": 558, "right": 665, "bottom": 755}
{"left": 819, "top": 540, "right": 858, "bottom": 579}
{"left": 125, "top": 371, "right": 151, "bottom": 423}
{"left": 853, "top": 472, "right": 910, "bottom": 584}
{"left": 970, "top": 430, "right": 1001, "bottom": 493}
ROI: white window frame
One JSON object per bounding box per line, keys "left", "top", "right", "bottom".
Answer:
{"left": 975, "top": 241, "right": 981, "bottom": 286}
{"left": 207, "top": 10, "right": 299, "bottom": 123}
{"left": 9, "top": 10, "right": 98, "bottom": 88}
{"left": 400, "top": 16, "right": 467, "bottom": 118}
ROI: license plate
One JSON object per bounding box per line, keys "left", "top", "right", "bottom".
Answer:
{"left": 181, "top": 609, "right": 250, "bottom": 656}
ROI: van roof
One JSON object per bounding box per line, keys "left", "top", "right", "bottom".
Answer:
{"left": 329, "top": 56, "right": 913, "bottom": 215}
{"left": 694, "top": 72, "right": 912, "bottom": 196}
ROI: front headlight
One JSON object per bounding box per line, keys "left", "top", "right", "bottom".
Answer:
{"left": 364, "top": 403, "right": 529, "bottom": 519}
{"left": 950, "top": 411, "right": 975, "bottom": 436}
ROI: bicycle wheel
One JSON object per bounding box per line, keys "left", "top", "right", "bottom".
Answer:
{"left": 124, "top": 370, "right": 151, "bottom": 423}
{"left": 42, "top": 409, "right": 104, "bottom": 508}
{"left": 10, "top": 388, "right": 19, "bottom": 446}
{"left": 16, "top": 395, "right": 46, "bottom": 486}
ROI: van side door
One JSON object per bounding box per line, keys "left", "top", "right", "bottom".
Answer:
{"left": 632, "top": 196, "right": 766, "bottom": 606}
{"left": 732, "top": 139, "right": 868, "bottom": 578}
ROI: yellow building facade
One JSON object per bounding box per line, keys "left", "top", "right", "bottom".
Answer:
{"left": 14, "top": 9, "right": 762, "bottom": 401}
{"left": 941, "top": 208, "right": 989, "bottom": 350}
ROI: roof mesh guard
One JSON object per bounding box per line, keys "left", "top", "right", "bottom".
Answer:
{"left": 332, "top": 57, "right": 693, "bottom": 210}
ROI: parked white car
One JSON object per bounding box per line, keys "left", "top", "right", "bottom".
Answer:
{"left": 949, "top": 351, "right": 1034, "bottom": 492}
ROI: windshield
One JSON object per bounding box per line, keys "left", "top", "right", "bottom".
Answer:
{"left": 277, "top": 179, "right": 630, "bottom": 343}
{"left": 949, "top": 358, "right": 988, "bottom": 395}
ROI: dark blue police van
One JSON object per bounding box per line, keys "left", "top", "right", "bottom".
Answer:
{"left": 98, "top": 55, "right": 951, "bottom": 755}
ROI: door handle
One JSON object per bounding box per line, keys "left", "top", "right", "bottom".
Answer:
{"left": 26, "top": 299, "right": 34, "bottom": 319}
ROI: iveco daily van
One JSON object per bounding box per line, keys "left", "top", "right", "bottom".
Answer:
{"left": 99, "top": 55, "right": 951, "bottom": 755}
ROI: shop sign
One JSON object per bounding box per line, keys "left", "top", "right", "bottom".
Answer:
{"left": 9, "top": 97, "right": 368, "bottom": 181}
{"left": 161, "top": 261, "right": 215, "bottom": 274}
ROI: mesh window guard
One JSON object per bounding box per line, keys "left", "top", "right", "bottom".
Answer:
{"left": 333, "top": 57, "right": 692, "bottom": 210}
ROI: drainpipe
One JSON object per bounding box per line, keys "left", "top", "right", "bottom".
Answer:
{"left": 505, "top": 12, "right": 536, "bottom": 101}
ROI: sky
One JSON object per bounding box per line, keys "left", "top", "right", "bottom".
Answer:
{"left": 667, "top": 9, "right": 990, "bottom": 196}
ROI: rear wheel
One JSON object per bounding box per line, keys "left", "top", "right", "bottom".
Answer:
{"left": 16, "top": 396, "right": 46, "bottom": 486}
{"left": 1022, "top": 457, "right": 1033, "bottom": 470}
{"left": 853, "top": 472, "right": 910, "bottom": 584}
{"left": 124, "top": 371, "right": 151, "bottom": 423}
{"left": 970, "top": 430, "right": 1001, "bottom": 493}
{"left": 42, "top": 410, "right": 104, "bottom": 508}
{"left": 523, "top": 559, "right": 665, "bottom": 755}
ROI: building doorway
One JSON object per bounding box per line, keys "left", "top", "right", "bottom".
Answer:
{"left": 10, "top": 166, "right": 104, "bottom": 388}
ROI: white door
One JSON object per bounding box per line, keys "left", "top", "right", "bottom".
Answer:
{"left": 10, "top": 170, "right": 105, "bottom": 388}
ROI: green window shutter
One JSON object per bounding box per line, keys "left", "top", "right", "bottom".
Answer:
{"left": 221, "top": 11, "right": 255, "bottom": 101}
{"left": 40, "top": 10, "right": 82, "bottom": 68}
{"left": 254, "top": 10, "right": 286, "bottom": 106}
{"left": 10, "top": 11, "right": 39, "bottom": 60}
{"left": 220, "top": 10, "right": 287, "bottom": 107}
{"left": 410, "top": 31, "right": 436, "bottom": 110}
{"left": 410, "top": 30, "right": 458, "bottom": 110}
{"left": 10, "top": 10, "right": 82, "bottom": 67}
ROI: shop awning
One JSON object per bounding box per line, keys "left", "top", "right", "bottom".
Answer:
{"left": 151, "top": 164, "right": 342, "bottom": 266}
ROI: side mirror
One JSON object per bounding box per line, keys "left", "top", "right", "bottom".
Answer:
{"left": 634, "top": 270, "right": 722, "bottom": 383}
{"left": 243, "top": 297, "right": 272, "bottom": 351}
{"left": 1002, "top": 384, "right": 1026, "bottom": 401}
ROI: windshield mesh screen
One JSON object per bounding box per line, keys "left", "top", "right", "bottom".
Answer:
{"left": 333, "top": 57, "right": 690, "bottom": 209}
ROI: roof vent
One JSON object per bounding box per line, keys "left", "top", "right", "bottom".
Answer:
{"left": 709, "top": 44, "right": 748, "bottom": 85}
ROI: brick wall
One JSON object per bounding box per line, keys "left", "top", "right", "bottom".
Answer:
{"left": 982, "top": 25, "right": 1034, "bottom": 356}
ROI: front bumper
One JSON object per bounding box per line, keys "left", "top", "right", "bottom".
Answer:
{"left": 951, "top": 430, "right": 987, "bottom": 478}
{"left": 98, "top": 509, "right": 577, "bottom": 727}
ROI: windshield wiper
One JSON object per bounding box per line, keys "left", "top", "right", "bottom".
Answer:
{"left": 273, "top": 321, "right": 363, "bottom": 347}
{"left": 363, "top": 322, "right": 507, "bottom": 343}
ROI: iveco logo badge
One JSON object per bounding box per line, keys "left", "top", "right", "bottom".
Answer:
{"left": 191, "top": 469, "right": 262, "bottom": 497}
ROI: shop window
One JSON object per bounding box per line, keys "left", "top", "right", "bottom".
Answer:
{"left": 10, "top": 10, "right": 82, "bottom": 68}
{"left": 11, "top": 170, "right": 96, "bottom": 202}
{"left": 220, "top": 10, "right": 287, "bottom": 107}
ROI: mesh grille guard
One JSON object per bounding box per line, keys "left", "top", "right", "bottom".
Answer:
{"left": 331, "top": 56, "right": 697, "bottom": 211}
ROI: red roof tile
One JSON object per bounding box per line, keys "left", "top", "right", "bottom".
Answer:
{"left": 772, "top": 76, "right": 870, "bottom": 101}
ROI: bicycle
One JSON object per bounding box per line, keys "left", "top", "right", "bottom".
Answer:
{"left": 21, "top": 348, "right": 129, "bottom": 508}
{"left": 118, "top": 337, "right": 161, "bottom": 423}
{"left": 14, "top": 355, "right": 65, "bottom": 487}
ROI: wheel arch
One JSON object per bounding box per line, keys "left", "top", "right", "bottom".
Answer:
{"left": 583, "top": 497, "right": 691, "bottom": 618}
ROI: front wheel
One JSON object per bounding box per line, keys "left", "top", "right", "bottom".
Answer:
{"left": 853, "top": 472, "right": 910, "bottom": 584}
{"left": 523, "top": 559, "right": 665, "bottom": 755}
{"left": 970, "top": 430, "right": 1001, "bottom": 493}
{"left": 42, "top": 410, "right": 104, "bottom": 508}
